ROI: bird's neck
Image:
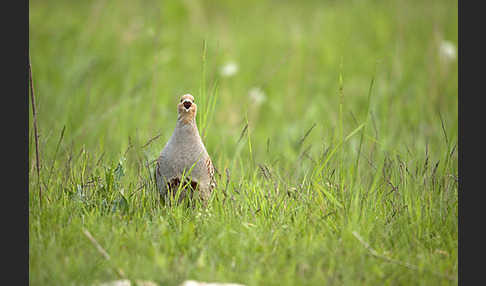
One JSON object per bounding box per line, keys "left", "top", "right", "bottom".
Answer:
{"left": 174, "top": 119, "right": 201, "bottom": 140}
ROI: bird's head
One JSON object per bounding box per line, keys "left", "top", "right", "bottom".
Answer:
{"left": 177, "top": 94, "right": 197, "bottom": 124}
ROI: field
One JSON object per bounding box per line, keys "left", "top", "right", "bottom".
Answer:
{"left": 29, "top": 0, "right": 458, "bottom": 285}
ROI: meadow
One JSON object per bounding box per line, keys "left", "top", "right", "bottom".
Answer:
{"left": 29, "top": 0, "right": 458, "bottom": 285}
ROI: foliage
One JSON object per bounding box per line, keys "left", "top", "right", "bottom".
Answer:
{"left": 29, "top": 0, "right": 457, "bottom": 285}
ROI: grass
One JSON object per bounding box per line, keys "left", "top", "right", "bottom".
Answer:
{"left": 29, "top": 0, "right": 458, "bottom": 285}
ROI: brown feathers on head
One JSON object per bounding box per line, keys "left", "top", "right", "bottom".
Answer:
{"left": 177, "top": 94, "right": 197, "bottom": 124}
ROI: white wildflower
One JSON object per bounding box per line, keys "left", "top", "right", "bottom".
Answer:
{"left": 220, "top": 61, "right": 239, "bottom": 77}
{"left": 248, "top": 87, "right": 267, "bottom": 105}
{"left": 98, "top": 280, "right": 131, "bottom": 286}
{"left": 439, "top": 40, "right": 457, "bottom": 62}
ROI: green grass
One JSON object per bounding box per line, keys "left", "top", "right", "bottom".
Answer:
{"left": 29, "top": 0, "right": 458, "bottom": 285}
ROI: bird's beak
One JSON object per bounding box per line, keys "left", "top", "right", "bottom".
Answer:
{"left": 183, "top": 100, "right": 192, "bottom": 111}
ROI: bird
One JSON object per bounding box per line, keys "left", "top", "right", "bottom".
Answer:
{"left": 155, "top": 94, "right": 216, "bottom": 205}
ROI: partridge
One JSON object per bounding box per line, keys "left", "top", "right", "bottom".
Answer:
{"left": 155, "top": 94, "right": 216, "bottom": 204}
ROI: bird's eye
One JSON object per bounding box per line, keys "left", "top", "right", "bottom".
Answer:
{"left": 180, "top": 99, "right": 183, "bottom": 103}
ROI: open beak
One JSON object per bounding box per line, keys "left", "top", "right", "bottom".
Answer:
{"left": 183, "top": 100, "right": 192, "bottom": 111}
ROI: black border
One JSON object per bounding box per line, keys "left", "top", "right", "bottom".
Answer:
{"left": 458, "top": 0, "right": 482, "bottom": 285}
{"left": 2, "top": 0, "right": 29, "bottom": 284}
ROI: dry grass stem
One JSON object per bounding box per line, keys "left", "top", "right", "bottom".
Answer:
{"left": 83, "top": 228, "right": 126, "bottom": 278}
{"left": 29, "top": 56, "right": 42, "bottom": 207}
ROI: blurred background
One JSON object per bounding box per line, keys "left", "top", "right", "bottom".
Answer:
{"left": 29, "top": 1, "right": 458, "bottom": 284}
{"left": 29, "top": 0, "right": 457, "bottom": 179}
